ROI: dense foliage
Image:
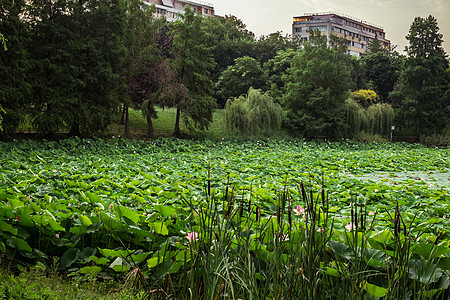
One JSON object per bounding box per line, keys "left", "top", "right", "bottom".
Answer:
{"left": 0, "top": 0, "right": 31, "bottom": 134}
{"left": 345, "top": 98, "right": 395, "bottom": 138}
{"left": 283, "top": 33, "right": 350, "bottom": 138}
{"left": 216, "top": 56, "right": 268, "bottom": 106}
{"left": 28, "top": 0, "right": 125, "bottom": 136}
{"left": 361, "top": 40, "right": 400, "bottom": 103}
{"left": 0, "top": 138, "right": 449, "bottom": 298}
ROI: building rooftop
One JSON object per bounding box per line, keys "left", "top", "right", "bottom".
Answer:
{"left": 173, "top": 0, "right": 214, "bottom": 7}
{"left": 295, "top": 12, "right": 383, "bottom": 30}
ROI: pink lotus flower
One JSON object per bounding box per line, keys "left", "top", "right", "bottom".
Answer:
{"left": 68, "top": 203, "right": 72, "bottom": 207}
{"left": 293, "top": 205, "right": 305, "bottom": 216}
{"left": 109, "top": 203, "right": 114, "bottom": 209}
{"left": 369, "top": 211, "right": 375, "bottom": 216}
{"left": 345, "top": 222, "right": 355, "bottom": 231}
{"left": 186, "top": 231, "right": 199, "bottom": 242}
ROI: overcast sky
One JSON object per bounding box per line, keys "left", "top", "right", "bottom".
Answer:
{"left": 211, "top": 0, "right": 449, "bottom": 55}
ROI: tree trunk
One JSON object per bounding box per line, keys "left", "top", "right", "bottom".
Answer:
{"left": 120, "top": 104, "right": 126, "bottom": 125}
{"left": 174, "top": 106, "right": 181, "bottom": 137}
{"left": 124, "top": 105, "right": 130, "bottom": 137}
{"left": 70, "top": 120, "right": 80, "bottom": 137}
{"left": 147, "top": 107, "right": 154, "bottom": 137}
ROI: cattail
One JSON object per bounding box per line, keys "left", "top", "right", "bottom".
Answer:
{"left": 224, "top": 173, "right": 229, "bottom": 202}
{"left": 207, "top": 162, "right": 211, "bottom": 197}
{"left": 288, "top": 205, "right": 292, "bottom": 227}
{"left": 239, "top": 199, "right": 244, "bottom": 219}
{"left": 248, "top": 183, "right": 252, "bottom": 213}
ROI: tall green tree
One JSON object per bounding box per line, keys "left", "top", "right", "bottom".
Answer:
{"left": 254, "top": 32, "right": 293, "bottom": 64}
{"left": 264, "top": 49, "right": 296, "bottom": 102}
{"left": 170, "top": 6, "right": 216, "bottom": 136}
{"left": 329, "top": 34, "right": 364, "bottom": 91}
{"left": 28, "top": 0, "right": 125, "bottom": 136}
{"left": 203, "top": 15, "right": 255, "bottom": 82}
{"left": 216, "top": 56, "right": 268, "bottom": 106}
{"left": 283, "top": 32, "right": 350, "bottom": 138}
{"left": 361, "top": 39, "right": 401, "bottom": 103}
{"left": 0, "top": 0, "right": 31, "bottom": 135}
{"left": 397, "top": 15, "right": 448, "bottom": 135}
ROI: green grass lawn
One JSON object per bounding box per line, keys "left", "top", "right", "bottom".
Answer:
{"left": 16, "top": 107, "right": 229, "bottom": 140}
{"left": 107, "top": 107, "right": 227, "bottom": 139}
{"left": 108, "top": 107, "right": 289, "bottom": 140}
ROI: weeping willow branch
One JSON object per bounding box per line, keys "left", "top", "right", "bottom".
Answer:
{"left": 225, "top": 88, "right": 285, "bottom": 134}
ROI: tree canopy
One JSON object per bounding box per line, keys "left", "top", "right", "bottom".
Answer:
{"left": 170, "top": 6, "right": 216, "bottom": 136}
{"left": 283, "top": 33, "right": 350, "bottom": 138}
{"left": 397, "top": 15, "right": 448, "bottom": 135}
{"left": 216, "top": 56, "right": 268, "bottom": 107}
{"left": 28, "top": 0, "right": 125, "bottom": 136}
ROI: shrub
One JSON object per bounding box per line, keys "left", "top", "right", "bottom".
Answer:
{"left": 352, "top": 89, "right": 379, "bottom": 108}
{"left": 419, "top": 134, "right": 450, "bottom": 147}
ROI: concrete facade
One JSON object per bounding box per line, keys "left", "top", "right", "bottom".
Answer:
{"left": 143, "top": 0, "right": 215, "bottom": 21}
{"left": 292, "top": 12, "right": 390, "bottom": 56}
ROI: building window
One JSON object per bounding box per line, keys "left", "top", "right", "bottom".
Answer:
{"left": 296, "top": 28, "right": 302, "bottom": 33}
{"left": 157, "top": 8, "right": 167, "bottom": 15}
{"left": 310, "top": 26, "right": 327, "bottom": 31}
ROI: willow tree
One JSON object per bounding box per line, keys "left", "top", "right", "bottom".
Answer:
{"left": 345, "top": 98, "right": 365, "bottom": 137}
{"left": 225, "top": 88, "right": 284, "bottom": 133}
{"left": 365, "top": 103, "right": 395, "bottom": 136}
{"left": 170, "top": 6, "right": 216, "bottom": 136}
{"left": 345, "top": 98, "right": 394, "bottom": 138}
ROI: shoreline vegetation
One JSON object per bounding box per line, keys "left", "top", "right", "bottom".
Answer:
{"left": 10, "top": 107, "right": 450, "bottom": 147}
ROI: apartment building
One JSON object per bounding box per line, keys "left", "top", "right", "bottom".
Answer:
{"left": 292, "top": 12, "right": 390, "bottom": 56}
{"left": 143, "top": 0, "right": 215, "bottom": 21}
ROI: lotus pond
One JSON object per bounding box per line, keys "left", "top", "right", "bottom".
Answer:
{"left": 0, "top": 138, "right": 449, "bottom": 299}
